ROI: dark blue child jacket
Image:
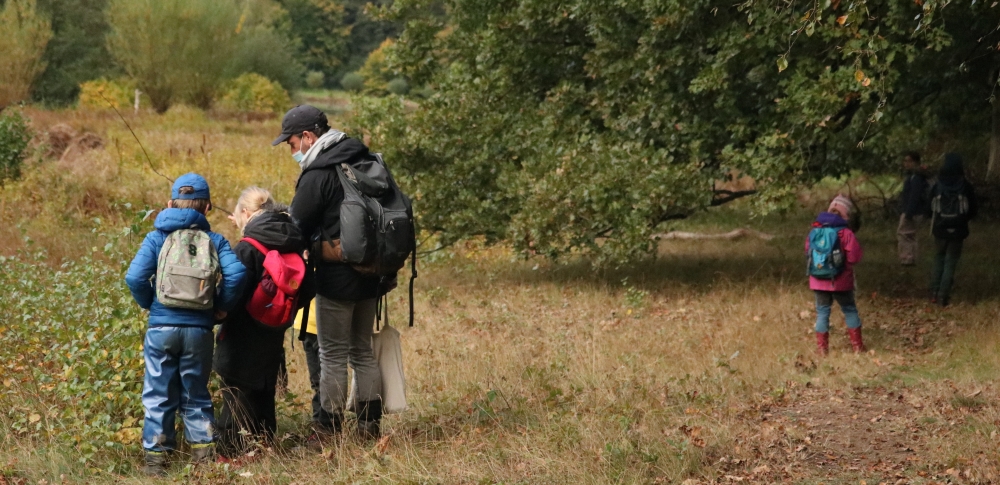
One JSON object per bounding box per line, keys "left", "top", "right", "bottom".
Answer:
{"left": 125, "top": 208, "right": 247, "bottom": 328}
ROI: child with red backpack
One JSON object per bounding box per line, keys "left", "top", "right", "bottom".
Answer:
{"left": 214, "top": 187, "right": 314, "bottom": 458}
{"left": 806, "top": 195, "right": 865, "bottom": 355}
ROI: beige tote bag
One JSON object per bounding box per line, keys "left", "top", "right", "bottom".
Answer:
{"left": 347, "top": 323, "right": 408, "bottom": 414}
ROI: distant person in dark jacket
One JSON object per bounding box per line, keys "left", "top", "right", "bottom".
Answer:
{"left": 927, "top": 153, "right": 978, "bottom": 306}
{"left": 214, "top": 187, "right": 314, "bottom": 458}
{"left": 272, "top": 105, "right": 386, "bottom": 442}
{"left": 897, "top": 151, "right": 929, "bottom": 266}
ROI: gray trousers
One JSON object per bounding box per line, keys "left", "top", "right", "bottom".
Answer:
{"left": 897, "top": 214, "right": 922, "bottom": 264}
{"left": 315, "top": 295, "right": 381, "bottom": 414}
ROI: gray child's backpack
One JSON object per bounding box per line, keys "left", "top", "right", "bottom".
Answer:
{"left": 156, "top": 229, "right": 221, "bottom": 310}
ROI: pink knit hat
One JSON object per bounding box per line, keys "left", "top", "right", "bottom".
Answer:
{"left": 828, "top": 195, "right": 855, "bottom": 220}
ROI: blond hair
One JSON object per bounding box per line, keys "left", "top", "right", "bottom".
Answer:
{"left": 171, "top": 186, "right": 211, "bottom": 213}
{"left": 234, "top": 186, "right": 273, "bottom": 232}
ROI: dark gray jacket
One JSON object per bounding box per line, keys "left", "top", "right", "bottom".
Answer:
{"left": 899, "top": 170, "right": 929, "bottom": 218}
{"left": 290, "top": 137, "right": 383, "bottom": 302}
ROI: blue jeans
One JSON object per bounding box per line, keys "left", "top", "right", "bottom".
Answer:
{"left": 814, "top": 291, "right": 861, "bottom": 333}
{"left": 141, "top": 326, "right": 215, "bottom": 452}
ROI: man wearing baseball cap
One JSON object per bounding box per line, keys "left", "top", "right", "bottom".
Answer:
{"left": 274, "top": 106, "right": 385, "bottom": 443}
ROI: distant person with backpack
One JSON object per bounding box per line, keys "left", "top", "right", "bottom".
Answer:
{"left": 214, "top": 187, "right": 313, "bottom": 459}
{"left": 927, "top": 153, "right": 978, "bottom": 306}
{"left": 124, "top": 173, "right": 247, "bottom": 476}
{"left": 897, "top": 151, "right": 929, "bottom": 266}
{"left": 273, "top": 105, "right": 415, "bottom": 442}
{"left": 806, "top": 195, "right": 865, "bottom": 355}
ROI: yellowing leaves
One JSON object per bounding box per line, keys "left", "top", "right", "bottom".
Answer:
{"left": 837, "top": 15, "right": 848, "bottom": 25}
{"left": 28, "top": 413, "right": 41, "bottom": 423}
{"left": 855, "top": 70, "right": 872, "bottom": 87}
{"left": 114, "top": 426, "right": 141, "bottom": 443}
{"left": 777, "top": 57, "right": 789, "bottom": 72}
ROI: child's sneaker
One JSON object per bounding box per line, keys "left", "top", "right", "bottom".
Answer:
{"left": 142, "top": 451, "right": 168, "bottom": 477}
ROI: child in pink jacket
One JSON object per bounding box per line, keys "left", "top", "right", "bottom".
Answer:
{"left": 805, "top": 196, "right": 865, "bottom": 355}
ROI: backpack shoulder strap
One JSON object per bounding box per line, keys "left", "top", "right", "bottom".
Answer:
{"left": 241, "top": 237, "right": 269, "bottom": 255}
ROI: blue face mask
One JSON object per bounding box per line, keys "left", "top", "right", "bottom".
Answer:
{"left": 292, "top": 150, "right": 304, "bottom": 163}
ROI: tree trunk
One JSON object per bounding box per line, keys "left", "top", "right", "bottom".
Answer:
{"left": 989, "top": 72, "right": 1000, "bottom": 182}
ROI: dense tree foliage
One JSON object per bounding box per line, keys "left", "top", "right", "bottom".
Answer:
{"left": 106, "top": 0, "right": 302, "bottom": 112}
{"left": 338, "top": 0, "right": 402, "bottom": 83}
{"left": 354, "top": 0, "right": 1000, "bottom": 264}
{"left": 751, "top": 0, "right": 1000, "bottom": 179}
{"left": 0, "top": 0, "right": 52, "bottom": 108}
{"left": 31, "top": 0, "right": 115, "bottom": 106}
{"left": 279, "top": 0, "right": 351, "bottom": 86}
{"left": 17, "top": 0, "right": 395, "bottom": 104}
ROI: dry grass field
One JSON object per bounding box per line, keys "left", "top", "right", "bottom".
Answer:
{"left": 1, "top": 106, "right": 1000, "bottom": 484}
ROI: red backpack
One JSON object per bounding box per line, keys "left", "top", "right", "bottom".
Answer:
{"left": 241, "top": 237, "right": 306, "bottom": 328}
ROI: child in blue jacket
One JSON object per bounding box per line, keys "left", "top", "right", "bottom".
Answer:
{"left": 125, "top": 173, "right": 246, "bottom": 476}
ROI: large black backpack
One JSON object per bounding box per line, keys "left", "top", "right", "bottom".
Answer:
{"left": 335, "top": 153, "right": 415, "bottom": 275}
{"left": 931, "top": 182, "right": 970, "bottom": 233}
{"left": 335, "top": 153, "right": 418, "bottom": 328}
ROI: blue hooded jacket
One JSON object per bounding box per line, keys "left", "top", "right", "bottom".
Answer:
{"left": 125, "top": 208, "right": 247, "bottom": 327}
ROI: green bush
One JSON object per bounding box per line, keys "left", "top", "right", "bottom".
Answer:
{"left": 0, "top": 213, "right": 149, "bottom": 464}
{"left": 305, "top": 71, "right": 326, "bottom": 90}
{"left": 387, "top": 77, "right": 410, "bottom": 96}
{"left": 412, "top": 86, "right": 435, "bottom": 99}
{"left": 340, "top": 72, "right": 366, "bottom": 92}
{"left": 0, "top": 109, "right": 32, "bottom": 184}
{"left": 77, "top": 77, "right": 135, "bottom": 110}
{"left": 217, "top": 73, "right": 292, "bottom": 114}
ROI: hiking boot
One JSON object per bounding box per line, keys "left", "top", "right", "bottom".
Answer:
{"left": 356, "top": 399, "right": 383, "bottom": 441}
{"left": 847, "top": 327, "right": 866, "bottom": 353}
{"left": 815, "top": 332, "right": 829, "bottom": 356}
{"left": 142, "top": 451, "right": 168, "bottom": 477}
{"left": 357, "top": 420, "right": 380, "bottom": 440}
{"left": 190, "top": 444, "right": 215, "bottom": 464}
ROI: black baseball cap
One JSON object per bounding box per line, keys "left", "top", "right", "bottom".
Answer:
{"left": 271, "top": 105, "right": 329, "bottom": 146}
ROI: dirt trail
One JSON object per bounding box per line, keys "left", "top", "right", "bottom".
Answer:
{"left": 775, "top": 387, "right": 930, "bottom": 481}
{"left": 715, "top": 384, "right": 999, "bottom": 484}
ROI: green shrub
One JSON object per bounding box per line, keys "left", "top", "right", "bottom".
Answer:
{"left": 306, "top": 71, "right": 326, "bottom": 89}
{"left": 387, "top": 77, "right": 410, "bottom": 96}
{"left": 0, "top": 110, "right": 31, "bottom": 184}
{"left": 217, "top": 73, "right": 292, "bottom": 114}
{"left": 0, "top": 212, "right": 150, "bottom": 464}
{"left": 340, "top": 72, "right": 365, "bottom": 92}
{"left": 77, "top": 78, "right": 135, "bottom": 110}
{"left": 412, "top": 86, "right": 435, "bottom": 99}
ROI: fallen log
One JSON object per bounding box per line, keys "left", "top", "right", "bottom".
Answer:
{"left": 652, "top": 228, "right": 775, "bottom": 241}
